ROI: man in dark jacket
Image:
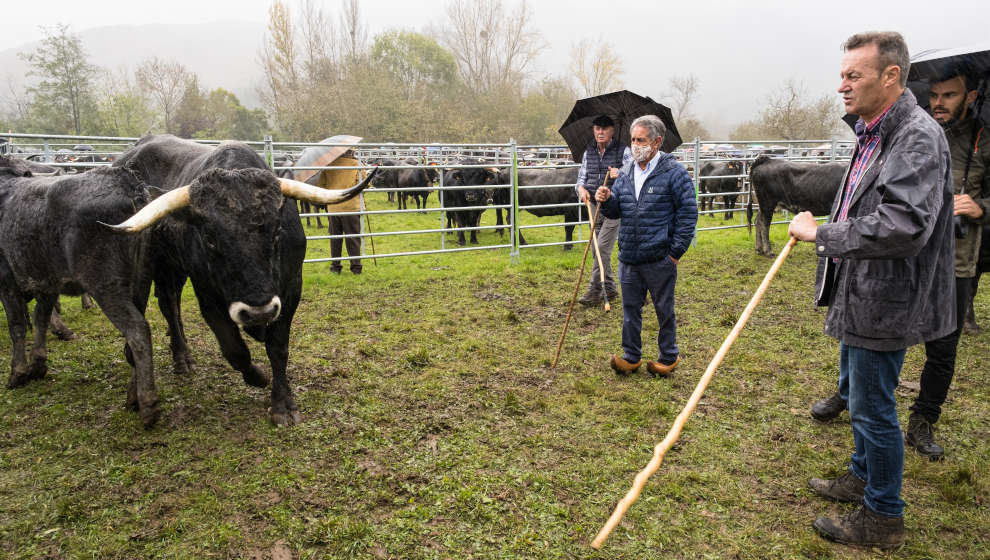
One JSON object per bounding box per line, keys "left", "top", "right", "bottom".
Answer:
{"left": 789, "top": 31, "right": 955, "bottom": 550}
{"left": 595, "top": 115, "right": 698, "bottom": 377}
{"left": 809, "top": 68, "right": 989, "bottom": 460}
{"left": 576, "top": 115, "right": 632, "bottom": 306}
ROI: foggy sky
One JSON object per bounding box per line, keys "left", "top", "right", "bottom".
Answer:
{"left": 3, "top": 0, "right": 988, "bottom": 135}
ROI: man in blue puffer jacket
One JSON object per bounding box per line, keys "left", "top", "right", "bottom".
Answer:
{"left": 596, "top": 115, "right": 698, "bottom": 376}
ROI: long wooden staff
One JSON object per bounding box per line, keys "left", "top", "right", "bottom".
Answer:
{"left": 584, "top": 198, "right": 612, "bottom": 312}
{"left": 591, "top": 236, "right": 798, "bottom": 550}
{"left": 550, "top": 175, "right": 610, "bottom": 369}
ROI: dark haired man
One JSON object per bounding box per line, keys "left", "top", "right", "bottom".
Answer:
{"left": 789, "top": 31, "right": 954, "bottom": 549}
{"left": 575, "top": 115, "right": 631, "bottom": 305}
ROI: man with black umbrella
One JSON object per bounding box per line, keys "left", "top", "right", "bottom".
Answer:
{"left": 575, "top": 115, "right": 632, "bottom": 306}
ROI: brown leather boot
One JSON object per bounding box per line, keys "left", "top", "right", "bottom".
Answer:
{"left": 813, "top": 505, "right": 905, "bottom": 550}
{"left": 646, "top": 356, "right": 680, "bottom": 377}
{"left": 808, "top": 471, "right": 865, "bottom": 502}
{"left": 609, "top": 354, "right": 641, "bottom": 375}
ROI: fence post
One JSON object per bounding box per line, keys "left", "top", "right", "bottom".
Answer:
{"left": 263, "top": 135, "right": 273, "bottom": 169}
{"left": 439, "top": 162, "right": 446, "bottom": 251}
{"left": 43, "top": 139, "right": 50, "bottom": 163}
{"left": 829, "top": 138, "right": 837, "bottom": 162}
{"left": 510, "top": 139, "right": 520, "bottom": 263}
{"left": 692, "top": 137, "right": 700, "bottom": 248}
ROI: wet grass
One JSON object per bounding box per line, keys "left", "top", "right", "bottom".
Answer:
{"left": 1, "top": 219, "right": 987, "bottom": 559}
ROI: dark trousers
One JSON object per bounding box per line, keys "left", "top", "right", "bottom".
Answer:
{"left": 618, "top": 258, "right": 678, "bottom": 364}
{"left": 910, "top": 276, "right": 971, "bottom": 423}
{"left": 329, "top": 215, "right": 362, "bottom": 272}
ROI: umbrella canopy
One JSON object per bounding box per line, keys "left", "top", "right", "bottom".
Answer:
{"left": 558, "top": 90, "right": 682, "bottom": 163}
{"left": 907, "top": 42, "right": 990, "bottom": 124}
{"left": 293, "top": 135, "right": 363, "bottom": 185}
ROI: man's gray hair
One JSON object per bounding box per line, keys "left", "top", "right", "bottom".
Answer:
{"left": 843, "top": 31, "right": 910, "bottom": 87}
{"left": 630, "top": 115, "right": 666, "bottom": 141}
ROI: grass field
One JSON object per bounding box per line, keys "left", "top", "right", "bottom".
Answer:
{"left": 1, "top": 206, "right": 987, "bottom": 559}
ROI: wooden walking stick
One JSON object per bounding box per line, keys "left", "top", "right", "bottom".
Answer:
{"left": 550, "top": 175, "right": 611, "bottom": 369}
{"left": 591, "top": 236, "right": 798, "bottom": 550}
{"left": 551, "top": 214, "right": 595, "bottom": 369}
{"left": 584, "top": 198, "right": 611, "bottom": 312}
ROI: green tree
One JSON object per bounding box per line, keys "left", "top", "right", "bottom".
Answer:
{"left": 371, "top": 31, "right": 458, "bottom": 97}
{"left": 19, "top": 24, "right": 98, "bottom": 135}
{"left": 175, "top": 79, "right": 267, "bottom": 140}
{"left": 91, "top": 68, "right": 155, "bottom": 137}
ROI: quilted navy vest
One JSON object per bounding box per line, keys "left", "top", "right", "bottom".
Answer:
{"left": 584, "top": 138, "right": 626, "bottom": 189}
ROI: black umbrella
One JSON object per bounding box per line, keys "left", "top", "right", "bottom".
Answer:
{"left": 558, "top": 90, "right": 682, "bottom": 163}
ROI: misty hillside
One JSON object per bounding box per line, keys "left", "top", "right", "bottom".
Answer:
{"left": 0, "top": 21, "right": 266, "bottom": 108}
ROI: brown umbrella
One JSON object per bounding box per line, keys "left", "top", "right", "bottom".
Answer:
{"left": 293, "top": 135, "right": 363, "bottom": 185}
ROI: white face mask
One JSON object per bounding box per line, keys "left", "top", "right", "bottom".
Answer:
{"left": 632, "top": 143, "right": 654, "bottom": 162}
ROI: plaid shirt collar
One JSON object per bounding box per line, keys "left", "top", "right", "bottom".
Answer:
{"left": 854, "top": 101, "right": 895, "bottom": 143}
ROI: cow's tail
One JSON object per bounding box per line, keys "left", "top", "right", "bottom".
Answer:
{"left": 746, "top": 178, "right": 754, "bottom": 237}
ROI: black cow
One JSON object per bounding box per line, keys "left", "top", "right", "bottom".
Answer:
{"left": 746, "top": 155, "right": 846, "bottom": 256}
{"left": 372, "top": 159, "right": 433, "bottom": 211}
{"left": 699, "top": 161, "right": 744, "bottom": 219}
{"left": 0, "top": 157, "right": 88, "bottom": 340}
{"left": 113, "top": 134, "right": 373, "bottom": 425}
{"left": 442, "top": 162, "right": 498, "bottom": 246}
{"left": 493, "top": 167, "right": 579, "bottom": 249}
{"left": 0, "top": 155, "right": 163, "bottom": 425}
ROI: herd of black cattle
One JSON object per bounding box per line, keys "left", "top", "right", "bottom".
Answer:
{"left": 0, "top": 136, "right": 846, "bottom": 428}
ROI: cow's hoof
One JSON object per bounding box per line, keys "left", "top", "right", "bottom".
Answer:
{"left": 51, "top": 327, "right": 78, "bottom": 341}
{"left": 7, "top": 368, "right": 32, "bottom": 389}
{"left": 172, "top": 353, "right": 196, "bottom": 376}
{"left": 269, "top": 407, "right": 302, "bottom": 426}
{"left": 139, "top": 402, "right": 161, "bottom": 428}
{"left": 26, "top": 360, "right": 47, "bottom": 382}
{"left": 242, "top": 364, "right": 270, "bottom": 388}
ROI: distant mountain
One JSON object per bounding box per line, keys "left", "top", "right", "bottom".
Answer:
{"left": 0, "top": 21, "right": 267, "bottom": 108}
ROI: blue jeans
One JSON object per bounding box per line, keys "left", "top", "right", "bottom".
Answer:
{"left": 837, "top": 343, "right": 907, "bottom": 517}
{"left": 619, "top": 258, "right": 678, "bottom": 364}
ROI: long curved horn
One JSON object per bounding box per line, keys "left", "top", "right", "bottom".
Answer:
{"left": 279, "top": 166, "right": 378, "bottom": 205}
{"left": 100, "top": 186, "right": 190, "bottom": 233}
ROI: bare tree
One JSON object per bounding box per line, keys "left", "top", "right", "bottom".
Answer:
{"left": 439, "top": 0, "right": 545, "bottom": 95}
{"left": 338, "top": 0, "right": 368, "bottom": 62}
{"left": 569, "top": 38, "right": 624, "bottom": 97}
{"left": 298, "top": 0, "right": 338, "bottom": 82}
{"left": 758, "top": 80, "right": 842, "bottom": 140}
{"left": 665, "top": 74, "right": 699, "bottom": 121}
{"left": 136, "top": 57, "right": 192, "bottom": 134}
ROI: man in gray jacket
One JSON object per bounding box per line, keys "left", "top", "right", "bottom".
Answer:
{"left": 789, "top": 31, "right": 955, "bottom": 549}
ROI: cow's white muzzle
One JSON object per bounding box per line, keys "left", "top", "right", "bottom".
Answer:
{"left": 229, "top": 296, "right": 282, "bottom": 326}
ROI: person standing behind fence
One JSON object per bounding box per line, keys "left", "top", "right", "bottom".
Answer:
{"left": 576, "top": 115, "right": 632, "bottom": 306}
{"left": 319, "top": 149, "right": 365, "bottom": 274}
{"left": 789, "top": 31, "right": 954, "bottom": 549}
{"left": 595, "top": 115, "right": 697, "bottom": 377}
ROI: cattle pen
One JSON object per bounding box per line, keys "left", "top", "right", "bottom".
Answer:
{"left": 1, "top": 133, "right": 987, "bottom": 559}
{"left": 1, "top": 133, "right": 855, "bottom": 267}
